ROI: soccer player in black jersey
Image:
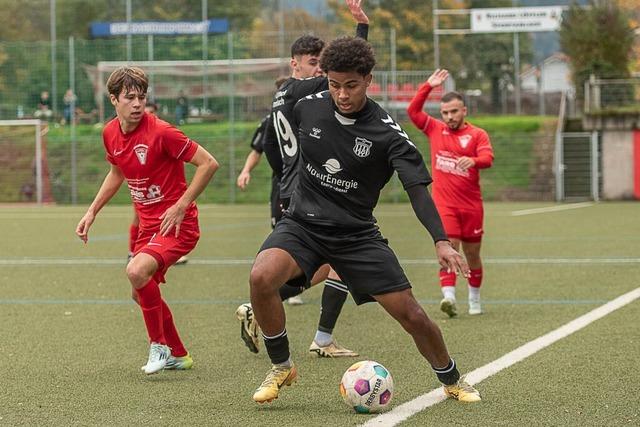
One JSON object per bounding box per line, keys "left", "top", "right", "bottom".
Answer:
{"left": 236, "top": 77, "right": 288, "bottom": 229}
{"left": 236, "top": 0, "right": 368, "bottom": 360}
{"left": 249, "top": 36, "right": 482, "bottom": 404}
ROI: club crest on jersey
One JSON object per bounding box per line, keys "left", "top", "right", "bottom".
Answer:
{"left": 458, "top": 135, "right": 472, "bottom": 149}
{"left": 134, "top": 144, "right": 148, "bottom": 165}
{"left": 309, "top": 127, "right": 322, "bottom": 139}
{"left": 353, "top": 137, "right": 372, "bottom": 158}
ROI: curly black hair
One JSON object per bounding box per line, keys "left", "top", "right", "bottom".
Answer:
{"left": 290, "top": 35, "right": 325, "bottom": 58}
{"left": 320, "top": 36, "right": 376, "bottom": 76}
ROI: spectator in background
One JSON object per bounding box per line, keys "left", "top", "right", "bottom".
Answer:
{"left": 175, "top": 91, "right": 188, "bottom": 125}
{"left": 34, "top": 91, "right": 53, "bottom": 120}
{"left": 62, "top": 89, "right": 77, "bottom": 125}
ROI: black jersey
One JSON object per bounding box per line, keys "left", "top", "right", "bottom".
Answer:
{"left": 262, "top": 24, "right": 369, "bottom": 199}
{"left": 288, "top": 92, "right": 432, "bottom": 230}
{"left": 263, "top": 77, "right": 328, "bottom": 198}
{"left": 250, "top": 114, "right": 269, "bottom": 153}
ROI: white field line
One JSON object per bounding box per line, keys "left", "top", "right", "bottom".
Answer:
{"left": 361, "top": 286, "right": 640, "bottom": 427}
{"left": 510, "top": 202, "right": 594, "bottom": 216}
{"left": 1, "top": 257, "right": 639, "bottom": 266}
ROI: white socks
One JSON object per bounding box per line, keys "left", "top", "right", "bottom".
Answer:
{"left": 314, "top": 331, "right": 333, "bottom": 347}
{"left": 442, "top": 286, "right": 456, "bottom": 301}
{"left": 468, "top": 286, "right": 481, "bottom": 302}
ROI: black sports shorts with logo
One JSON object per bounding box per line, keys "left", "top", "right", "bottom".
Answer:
{"left": 260, "top": 216, "right": 411, "bottom": 304}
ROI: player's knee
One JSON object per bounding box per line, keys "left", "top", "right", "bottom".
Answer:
{"left": 249, "top": 266, "right": 276, "bottom": 293}
{"left": 126, "top": 263, "right": 150, "bottom": 288}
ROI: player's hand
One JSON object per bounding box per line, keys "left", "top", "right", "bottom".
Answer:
{"left": 457, "top": 156, "right": 475, "bottom": 171}
{"left": 346, "top": 0, "right": 369, "bottom": 24}
{"left": 435, "top": 240, "right": 470, "bottom": 278}
{"left": 237, "top": 171, "right": 251, "bottom": 190}
{"left": 159, "top": 203, "right": 186, "bottom": 237}
{"left": 427, "top": 69, "right": 449, "bottom": 88}
{"left": 75, "top": 211, "right": 95, "bottom": 243}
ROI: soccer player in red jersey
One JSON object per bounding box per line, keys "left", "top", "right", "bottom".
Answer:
{"left": 127, "top": 102, "right": 189, "bottom": 266}
{"left": 76, "top": 66, "right": 218, "bottom": 374}
{"left": 407, "top": 68, "right": 494, "bottom": 317}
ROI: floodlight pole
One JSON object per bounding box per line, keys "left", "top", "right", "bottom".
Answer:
{"left": 50, "top": 0, "right": 57, "bottom": 117}
{"left": 126, "top": 0, "right": 132, "bottom": 62}
{"left": 433, "top": 0, "right": 439, "bottom": 69}
{"left": 69, "top": 36, "right": 77, "bottom": 205}
{"left": 512, "top": 0, "right": 521, "bottom": 115}
{"left": 202, "top": 0, "right": 209, "bottom": 112}
{"left": 514, "top": 32, "right": 521, "bottom": 115}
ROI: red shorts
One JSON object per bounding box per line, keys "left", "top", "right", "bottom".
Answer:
{"left": 134, "top": 220, "right": 200, "bottom": 283}
{"left": 437, "top": 204, "right": 484, "bottom": 243}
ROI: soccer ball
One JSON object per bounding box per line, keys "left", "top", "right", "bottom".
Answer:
{"left": 339, "top": 360, "right": 394, "bottom": 413}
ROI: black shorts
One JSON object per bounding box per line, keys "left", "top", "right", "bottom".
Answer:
{"left": 269, "top": 175, "right": 282, "bottom": 229}
{"left": 260, "top": 217, "right": 411, "bottom": 305}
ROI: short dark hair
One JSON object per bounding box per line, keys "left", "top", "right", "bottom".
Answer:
{"left": 290, "top": 35, "right": 324, "bottom": 58}
{"left": 320, "top": 36, "right": 375, "bottom": 76}
{"left": 106, "top": 66, "right": 148, "bottom": 98}
{"left": 441, "top": 91, "right": 465, "bottom": 104}
{"left": 275, "top": 75, "right": 289, "bottom": 88}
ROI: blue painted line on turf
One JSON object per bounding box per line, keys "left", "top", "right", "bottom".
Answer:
{"left": 0, "top": 298, "right": 609, "bottom": 306}
{"left": 1, "top": 257, "right": 639, "bottom": 266}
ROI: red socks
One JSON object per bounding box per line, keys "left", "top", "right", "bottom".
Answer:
{"left": 468, "top": 268, "right": 483, "bottom": 288}
{"left": 161, "top": 300, "right": 187, "bottom": 357}
{"left": 439, "top": 269, "right": 457, "bottom": 287}
{"left": 135, "top": 280, "right": 186, "bottom": 356}
{"left": 136, "top": 280, "right": 164, "bottom": 344}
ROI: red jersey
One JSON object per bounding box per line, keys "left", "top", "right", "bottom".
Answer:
{"left": 103, "top": 113, "right": 199, "bottom": 230}
{"left": 407, "top": 83, "right": 493, "bottom": 210}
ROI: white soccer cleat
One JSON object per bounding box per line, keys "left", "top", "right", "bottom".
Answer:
{"left": 468, "top": 299, "right": 483, "bottom": 315}
{"left": 286, "top": 296, "right": 304, "bottom": 305}
{"left": 144, "top": 342, "right": 170, "bottom": 375}
{"left": 440, "top": 297, "right": 458, "bottom": 318}
{"left": 235, "top": 303, "right": 261, "bottom": 353}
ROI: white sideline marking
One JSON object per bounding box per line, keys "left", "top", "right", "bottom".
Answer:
{"left": 362, "top": 286, "right": 640, "bottom": 427}
{"left": 510, "top": 202, "right": 594, "bottom": 216}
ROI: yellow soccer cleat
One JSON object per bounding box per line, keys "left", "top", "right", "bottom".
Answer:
{"left": 165, "top": 353, "right": 193, "bottom": 370}
{"left": 309, "top": 340, "right": 358, "bottom": 358}
{"left": 443, "top": 378, "right": 481, "bottom": 402}
{"left": 252, "top": 363, "right": 298, "bottom": 403}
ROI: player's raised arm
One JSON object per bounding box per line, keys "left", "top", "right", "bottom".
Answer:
{"left": 346, "top": 0, "right": 369, "bottom": 25}
{"left": 76, "top": 164, "right": 125, "bottom": 243}
{"left": 407, "top": 69, "right": 449, "bottom": 130}
{"left": 346, "top": 0, "right": 370, "bottom": 40}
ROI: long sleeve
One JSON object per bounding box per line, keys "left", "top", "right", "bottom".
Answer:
{"left": 406, "top": 184, "right": 448, "bottom": 244}
{"left": 472, "top": 152, "right": 493, "bottom": 169}
{"left": 407, "top": 82, "right": 433, "bottom": 131}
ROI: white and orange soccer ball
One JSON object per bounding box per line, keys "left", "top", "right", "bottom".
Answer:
{"left": 339, "top": 360, "right": 394, "bottom": 414}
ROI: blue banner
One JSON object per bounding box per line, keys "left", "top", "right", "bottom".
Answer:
{"left": 90, "top": 19, "right": 228, "bottom": 37}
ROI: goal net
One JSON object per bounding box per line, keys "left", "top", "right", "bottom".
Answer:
{"left": 84, "top": 58, "right": 290, "bottom": 122}
{"left": 0, "top": 120, "right": 53, "bottom": 204}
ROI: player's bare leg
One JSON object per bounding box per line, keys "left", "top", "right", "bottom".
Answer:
{"left": 249, "top": 248, "right": 302, "bottom": 402}
{"left": 462, "top": 241, "right": 483, "bottom": 315}
{"left": 374, "top": 288, "right": 480, "bottom": 402}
